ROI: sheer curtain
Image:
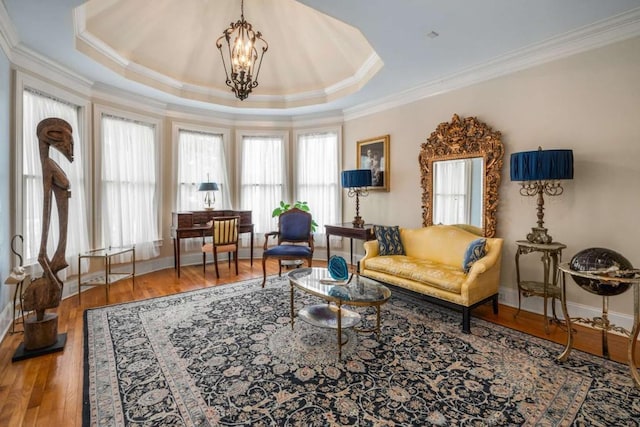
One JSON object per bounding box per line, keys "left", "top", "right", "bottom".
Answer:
{"left": 240, "top": 135, "right": 286, "bottom": 245}
{"left": 433, "top": 159, "right": 472, "bottom": 225}
{"left": 22, "top": 89, "right": 90, "bottom": 278}
{"left": 296, "top": 131, "right": 340, "bottom": 248}
{"left": 177, "top": 130, "right": 230, "bottom": 211}
{"left": 176, "top": 129, "right": 231, "bottom": 250}
{"left": 101, "top": 115, "right": 159, "bottom": 259}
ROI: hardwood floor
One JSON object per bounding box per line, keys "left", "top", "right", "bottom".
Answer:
{"left": 0, "top": 259, "right": 635, "bottom": 426}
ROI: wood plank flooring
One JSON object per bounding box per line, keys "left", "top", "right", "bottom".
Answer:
{"left": 0, "top": 259, "right": 635, "bottom": 426}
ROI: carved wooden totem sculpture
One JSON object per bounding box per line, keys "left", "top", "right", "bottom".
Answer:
{"left": 22, "top": 118, "right": 73, "bottom": 350}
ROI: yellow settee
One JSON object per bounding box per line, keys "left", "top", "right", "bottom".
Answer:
{"left": 360, "top": 224, "right": 503, "bottom": 333}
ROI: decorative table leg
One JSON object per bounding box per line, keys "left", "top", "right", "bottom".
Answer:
{"left": 514, "top": 249, "right": 523, "bottom": 318}
{"left": 629, "top": 284, "right": 640, "bottom": 388}
{"left": 541, "top": 251, "right": 551, "bottom": 333}
{"left": 558, "top": 271, "right": 574, "bottom": 362}
{"left": 337, "top": 301, "right": 343, "bottom": 360}
{"left": 601, "top": 296, "right": 611, "bottom": 359}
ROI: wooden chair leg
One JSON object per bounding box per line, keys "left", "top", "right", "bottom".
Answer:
{"left": 214, "top": 249, "right": 220, "bottom": 279}
{"left": 261, "top": 256, "right": 268, "bottom": 287}
{"left": 202, "top": 252, "right": 206, "bottom": 274}
{"left": 234, "top": 250, "right": 238, "bottom": 275}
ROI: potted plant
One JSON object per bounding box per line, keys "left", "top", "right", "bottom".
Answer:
{"left": 271, "top": 200, "right": 318, "bottom": 232}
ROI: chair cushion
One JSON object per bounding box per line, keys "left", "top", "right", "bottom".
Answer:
{"left": 462, "top": 238, "right": 487, "bottom": 273}
{"left": 264, "top": 245, "right": 312, "bottom": 257}
{"left": 374, "top": 225, "right": 405, "bottom": 256}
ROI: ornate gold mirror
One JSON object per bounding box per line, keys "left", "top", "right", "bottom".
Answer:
{"left": 419, "top": 114, "right": 504, "bottom": 237}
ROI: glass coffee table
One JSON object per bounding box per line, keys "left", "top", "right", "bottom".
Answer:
{"left": 288, "top": 267, "right": 391, "bottom": 359}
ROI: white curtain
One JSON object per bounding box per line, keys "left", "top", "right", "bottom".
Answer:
{"left": 176, "top": 129, "right": 231, "bottom": 251}
{"left": 101, "top": 115, "right": 159, "bottom": 259}
{"left": 177, "top": 130, "right": 230, "bottom": 211}
{"left": 22, "top": 90, "right": 90, "bottom": 279}
{"left": 296, "top": 131, "right": 340, "bottom": 248}
{"left": 433, "top": 159, "right": 472, "bottom": 225}
{"left": 240, "top": 135, "right": 286, "bottom": 245}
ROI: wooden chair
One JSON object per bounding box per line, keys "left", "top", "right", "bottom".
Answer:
{"left": 262, "top": 207, "right": 314, "bottom": 287}
{"left": 202, "top": 216, "right": 239, "bottom": 278}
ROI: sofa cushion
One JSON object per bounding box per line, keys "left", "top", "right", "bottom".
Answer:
{"left": 364, "top": 255, "right": 466, "bottom": 294}
{"left": 462, "top": 238, "right": 487, "bottom": 273}
{"left": 401, "top": 225, "right": 478, "bottom": 269}
{"left": 374, "top": 225, "right": 405, "bottom": 255}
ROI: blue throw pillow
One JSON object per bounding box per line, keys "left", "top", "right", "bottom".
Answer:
{"left": 374, "top": 225, "right": 405, "bottom": 256}
{"left": 463, "top": 238, "right": 487, "bottom": 273}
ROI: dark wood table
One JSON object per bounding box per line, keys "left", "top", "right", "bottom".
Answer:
{"left": 325, "top": 223, "right": 376, "bottom": 267}
{"left": 171, "top": 210, "right": 253, "bottom": 277}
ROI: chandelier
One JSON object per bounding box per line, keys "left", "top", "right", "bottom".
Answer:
{"left": 216, "top": 0, "right": 269, "bottom": 101}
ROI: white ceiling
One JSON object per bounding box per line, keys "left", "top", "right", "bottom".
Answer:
{"left": 2, "top": 0, "right": 640, "bottom": 119}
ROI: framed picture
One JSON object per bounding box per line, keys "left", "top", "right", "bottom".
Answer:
{"left": 357, "top": 134, "right": 390, "bottom": 191}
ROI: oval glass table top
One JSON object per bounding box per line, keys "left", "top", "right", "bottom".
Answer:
{"left": 288, "top": 267, "right": 391, "bottom": 304}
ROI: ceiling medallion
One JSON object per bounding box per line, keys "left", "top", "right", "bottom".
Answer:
{"left": 216, "top": 0, "right": 269, "bottom": 101}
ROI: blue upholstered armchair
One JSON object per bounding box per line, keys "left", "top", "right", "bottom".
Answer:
{"left": 262, "top": 207, "right": 314, "bottom": 287}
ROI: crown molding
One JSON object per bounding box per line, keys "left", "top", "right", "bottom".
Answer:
{"left": 0, "top": 1, "right": 18, "bottom": 59}
{"left": 344, "top": 7, "right": 640, "bottom": 121}
{"left": 11, "top": 44, "right": 93, "bottom": 96}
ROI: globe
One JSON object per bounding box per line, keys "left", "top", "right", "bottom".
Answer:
{"left": 569, "top": 247, "right": 633, "bottom": 296}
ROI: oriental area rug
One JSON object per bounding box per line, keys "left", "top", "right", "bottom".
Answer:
{"left": 83, "top": 276, "right": 640, "bottom": 426}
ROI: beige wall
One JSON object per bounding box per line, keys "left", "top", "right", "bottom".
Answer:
{"left": 343, "top": 36, "right": 640, "bottom": 318}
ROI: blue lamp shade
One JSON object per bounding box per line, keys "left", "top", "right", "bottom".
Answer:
{"left": 341, "top": 169, "right": 372, "bottom": 188}
{"left": 198, "top": 182, "right": 219, "bottom": 191}
{"left": 510, "top": 149, "right": 573, "bottom": 181}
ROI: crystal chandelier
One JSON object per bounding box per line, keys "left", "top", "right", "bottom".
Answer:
{"left": 216, "top": 0, "right": 268, "bottom": 101}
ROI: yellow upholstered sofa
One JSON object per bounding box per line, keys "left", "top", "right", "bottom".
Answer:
{"left": 360, "top": 224, "right": 503, "bottom": 333}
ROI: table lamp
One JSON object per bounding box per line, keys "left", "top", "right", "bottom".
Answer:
{"left": 198, "top": 179, "right": 219, "bottom": 210}
{"left": 510, "top": 147, "right": 573, "bottom": 244}
{"left": 341, "top": 169, "right": 372, "bottom": 227}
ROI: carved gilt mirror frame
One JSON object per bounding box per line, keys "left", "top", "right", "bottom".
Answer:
{"left": 419, "top": 114, "right": 504, "bottom": 237}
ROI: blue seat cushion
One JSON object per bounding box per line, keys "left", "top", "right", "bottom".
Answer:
{"left": 264, "top": 245, "right": 312, "bottom": 257}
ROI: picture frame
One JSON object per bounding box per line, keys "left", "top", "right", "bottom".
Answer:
{"left": 357, "top": 134, "right": 390, "bottom": 192}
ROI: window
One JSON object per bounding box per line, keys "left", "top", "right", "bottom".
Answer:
{"left": 296, "top": 130, "right": 340, "bottom": 247}
{"left": 240, "top": 134, "right": 286, "bottom": 241}
{"left": 176, "top": 129, "right": 231, "bottom": 211}
{"left": 100, "top": 114, "right": 160, "bottom": 259}
{"left": 22, "top": 89, "right": 90, "bottom": 277}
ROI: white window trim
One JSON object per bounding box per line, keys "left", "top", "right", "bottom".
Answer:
{"left": 171, "top": 121, "right": 232, "bottom": 210}
{"left": 13, "top": 70, "right": 93, "bottom": 251}
{"left": 93, "top": 103, "right": 163, "bottom": 247}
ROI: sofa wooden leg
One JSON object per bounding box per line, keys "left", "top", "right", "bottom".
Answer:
{"left": 492, "top": 295, "right": 499, "bottom": 314}
{"left": 462, "top": 308, "right": 471, "bottom": 334}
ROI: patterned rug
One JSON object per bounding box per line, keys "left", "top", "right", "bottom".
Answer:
{"left": 83, "top": 275, "right": 640, "bottom": 426}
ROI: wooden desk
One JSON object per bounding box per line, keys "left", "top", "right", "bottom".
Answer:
{"left": 325, "top": 223, "right": 376, "bottom": 267}
{"left": 171, "top": 210, "right": 253, "bottom": 277}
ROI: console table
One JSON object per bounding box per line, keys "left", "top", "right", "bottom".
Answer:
{"left": 171, "top": 210, "right": 253, "bottom": 277}
{"left": 514, "top": 240, "right": 566, "bottom": 333}
{"left": 325, "top": 223, "right": 376, "bottom": 267}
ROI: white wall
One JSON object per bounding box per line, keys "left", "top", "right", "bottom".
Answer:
{"left": 343, "top": 36, "right": 640, "bottom": 321}
{"left": 0, "top": 44, "right": 12, "bottom": 333}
